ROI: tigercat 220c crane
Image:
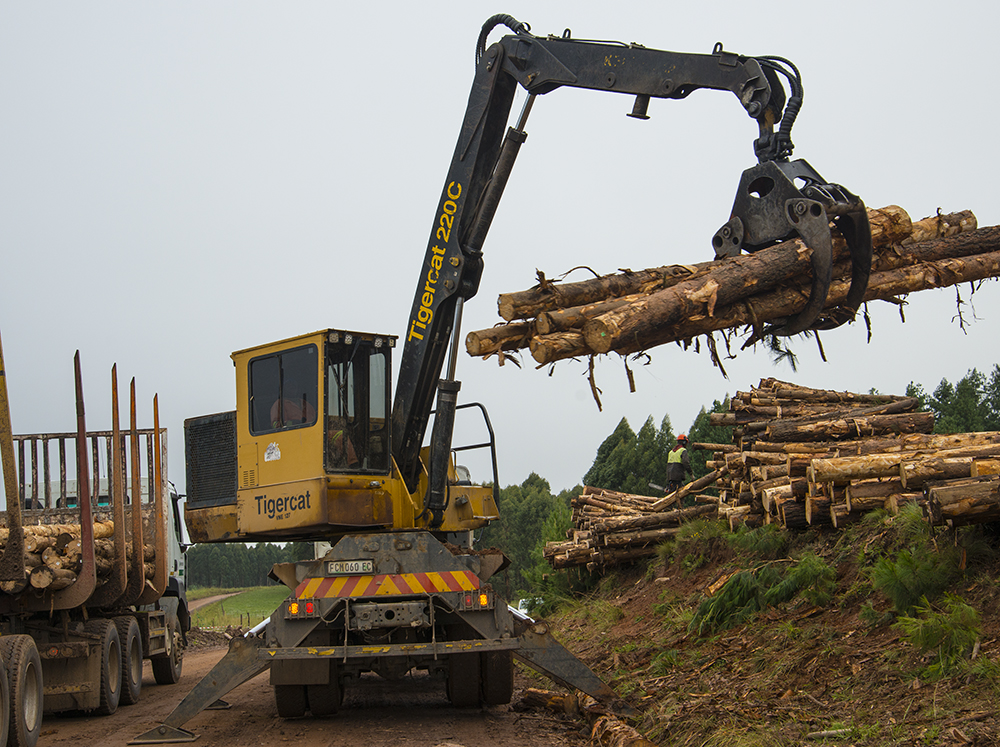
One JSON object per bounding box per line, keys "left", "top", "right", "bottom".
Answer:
{"left": 134, "top": 14, "right": 872, "bottom": 742}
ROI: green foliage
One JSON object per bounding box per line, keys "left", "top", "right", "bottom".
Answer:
{"left": 688, "top": 568, "right": 779, "bottom": 636}
{"left": 187, "top": 542, "right": 307, "bottom": 588}
{"left": 523, "top": 491, "right": 590, "bottom": 609}
{"left": 729, "top": 523, "right": 789, "bottom": 559}
{"left": 685, "top": 399, "right": 735, "bottom": 480}
{"left": 763, "top": 552, "right": 836, "bottom": 607}
{"left": 478, "top": 473, "right": 574, "bottom": 598}
{"left": 650, "top": 649, "right": 681, "bottom": 675}
{"left": 871, "top": 546, "right": 959, "bottom": 616}
{"left": 894, "top": 594, "right": 981, "bottom": 678}
{"left": 688, "top": 553, "right": 836, "bottom": 636}
{"left": 908, "top": 364, "right": 1000, "bottom": 434}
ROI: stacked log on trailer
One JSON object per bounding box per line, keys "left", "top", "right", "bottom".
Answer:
{"left": 0, "top": 521, "right": 158, "bottom": 593}
{"left": 543, "top": 487, "right": 715, "bottom": 571}
{"left": 707, "top": 379, "right": 1000, "bottom": 531}
{"left": 465, "top": 207, "right": 995, "bottom": 366}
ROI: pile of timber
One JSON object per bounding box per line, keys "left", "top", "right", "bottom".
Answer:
{"left": 0, "top": 521, "right": 156, "bottom": 594}
{"left": 543, "top": 486, "right": 715, "bottom": 571}
{"left": 708, "top": 379, "right": 1000, "bottom": 531}
{"left": 465, "top": 206, "right": 994, "bottom": 365}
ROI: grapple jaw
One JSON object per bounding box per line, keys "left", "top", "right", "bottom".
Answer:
{"left": 713, "top": 159, "right": 872, "bottom": 337}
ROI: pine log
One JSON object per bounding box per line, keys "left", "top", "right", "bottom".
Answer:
{"left": 519, "top": 688, "right": 580, "bottom": 715}
{"left": 778, "top": 497, "right": 808, "bottom": 529}
{"left": 569, "top": 231, "right": 1000, "bottom": 359}
{"left": 927, "top": 477, "right": 1000, "bottom": 525}
{"left": 690, "top": 442, "right": 738, "bottom": 453}
{"left": 580, "top": 207, "right": 918, "bottom": 353}
{"left": 529, "top": 331, "right": 590, "bottom": 364}
{"left": 805, "top": 495, "right": 832, "bottom": 526}
{"left": 602, "top": 526, "right": 681, "bottom": 547}
{"left": 754, "top": 379, "right": 912, "bottom": 405}
{"left": 830, "top": 503, "right": 863, "bottom": 529}
{"left": 884, "top": 493, "right": 922, "bottom": 514}
{"left": 845, "top": 479, "right": 905, "bottom": 512}
{"left": 0, "top": 520, "right": 115, "bottom": 544}
{"left": 900, "top": 457, "right": 974, "bottom": 490}
{"left": 535, "top": 294, "right": 643, "bottom": 335}
{"left": 972, "top": 459, "right": 1000, "bottom": 477}
{"left": 589, "top": 504, "right": 716, "bottom": 533}
{"left": 810, "top": 444, "right": 1000, "bottom": 484}
{"left": 29, "top": 566, "right": 54, "bottom": 589}
{"left": 765, "top": 412, "right": 933, "bottom": 443}
{"left": 464, "top": 322, "right": 533, "bottom": 357}
{"left": 650, "top": 467, "right": 728, "bottom": 511}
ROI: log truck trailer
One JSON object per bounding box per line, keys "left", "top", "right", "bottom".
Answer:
{"left": 134, "top": 14, "right": 873, "bottom": 743}
{"left": 0, "top": 333, "right": 188, "bottom": 747}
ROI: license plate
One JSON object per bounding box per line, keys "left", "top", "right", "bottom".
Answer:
{"left": 327, "top": 559, "right": 373, "bottom": 576}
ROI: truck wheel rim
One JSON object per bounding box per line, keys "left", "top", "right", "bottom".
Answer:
{"left": 23, "top": 661, "right": 40, "bottom": 731}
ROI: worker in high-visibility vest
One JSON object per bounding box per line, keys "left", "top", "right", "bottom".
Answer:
{"left": 665, "top": 433, "right": 692, "bottom": 499}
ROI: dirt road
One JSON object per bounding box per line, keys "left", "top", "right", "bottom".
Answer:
{"left": 36, "top": 643, "right": 587, "bottom": 747}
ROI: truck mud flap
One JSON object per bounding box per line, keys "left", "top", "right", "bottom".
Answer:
{"left": 515, "top": 621, "right": 633, "bottom": 715}
{"left": 129, "top": 636, "right": 269, "bottom": 744}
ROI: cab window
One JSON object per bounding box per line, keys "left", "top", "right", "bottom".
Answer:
{"left": 326, "top": 341, "right": 390, "bottom": 473}
{"left": 249, "top": 345, "right": 318, "bottom": 435}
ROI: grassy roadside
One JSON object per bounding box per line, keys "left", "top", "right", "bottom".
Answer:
{"left": 190, "top": 585, "right": 291, "bottom": 629}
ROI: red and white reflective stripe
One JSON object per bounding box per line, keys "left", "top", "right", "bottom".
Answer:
{"left": 295, "top": 570, "right": 480, "bottom": 599}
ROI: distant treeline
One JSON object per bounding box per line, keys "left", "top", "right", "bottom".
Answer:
{"left": 186, "top": 542, "right": 312, "bottom": 589}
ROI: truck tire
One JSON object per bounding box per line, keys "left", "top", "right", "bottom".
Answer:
{"left": 274, "top": 685, "right": 308, "bottom": 718}
{"left": 84, "top": 619, "right": 122, "bottom": 716}
{"left": 0, "top": 652, "right": 11, "bottom": 747}
{"left": 151, "top": 618, "right": 182, "bottom": 685}
{"left": 480, "top": 650, "right": 513, "bottom": 705}
{"left": 447, "top": 653, "right": 481, "bottom": 708}
{"left": 0, "top": 635, "right": 42, "bottom": 747}
{"left": 306, "top": 663, "right": 342, "bottom": 717}
{"left": 114, "top": 616, "right": 143, "bottom": 705}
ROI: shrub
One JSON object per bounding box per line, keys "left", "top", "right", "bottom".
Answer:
{"left": 729, "top": 523, "right": 789, "bottom": 559}
{"left": 871, "top": 547, "right": 959, "bottom": 615}
{"left": 894, "top": 594, "right": 981, "bottom": 678}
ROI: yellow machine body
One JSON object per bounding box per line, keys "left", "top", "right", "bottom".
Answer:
{"left": 183, "top": 330, "right": 498, "bottom": 544}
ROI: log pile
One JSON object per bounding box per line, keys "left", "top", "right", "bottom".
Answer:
{"left": 543, "top": 486, "right": 715, "bottom": 571}
{"left": 466, "top": 207, "right": 992, "bottom": 366}
{"left": 707, "top": 379, "right": 1000, "bottom": 531}
{"left": 0, "top": 520, "right": 155, "bottom": 594}
{"left": 546, "top": 380, "right": 1000, "bottom": 575}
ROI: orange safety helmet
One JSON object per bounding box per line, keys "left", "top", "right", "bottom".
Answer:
{"left": 677, "top": 434, "right": 688, "bottom": 442}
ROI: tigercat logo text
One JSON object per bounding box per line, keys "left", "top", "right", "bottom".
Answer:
{"left": 408, "top": 181, "right": 462, "bottom": 343}
{"left": 255, "top": 491, "right": 311, "bottom": 520}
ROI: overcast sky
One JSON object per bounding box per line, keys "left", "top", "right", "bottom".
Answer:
{"left": 2, "top": 1, "right": 998, "bottom": 499}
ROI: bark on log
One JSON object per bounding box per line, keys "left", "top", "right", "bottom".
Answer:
{"left": 569, "top": 231, "right": 1000, "bottom": 359}
{"left": 766, "top": 412, "right": 934, "bottom": 443}
{"left": 529, "top": 331, "right": 590, "bottom": 364}
{"left": 581, "top": 219, "right": 988, "bottom": 355}
{"left": 536, "top": 294, "right": 643, "bottom": 335}
{"left": 810, "top": 444, "right": 1000, "bottom": 484}
{"left": 589, "top": 504, "right": 716, "bottom": 534}
{"left": 602, "top": 527, "right": 681, "bottom": 547}
{"left": 465, "top": 322, "right": 533, "bottom": 357}
{"left": 650, "top": 467, "right": 728, "bottom": 511}
{"left": 831, "top": 503, "right": 863, "bottom": 529}
{"left": 900, "top": 457, "right": 975, "bottom": 490}
{"left": 805, "top": 495, "right": 832, "bottom": 526}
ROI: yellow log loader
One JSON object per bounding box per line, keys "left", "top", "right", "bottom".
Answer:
{"left": 135, "top": 14, "right": 871, "bottom": 742}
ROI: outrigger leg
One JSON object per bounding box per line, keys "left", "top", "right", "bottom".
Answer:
{"left": 129, "top": 636, "right": 270, "bottom": 744}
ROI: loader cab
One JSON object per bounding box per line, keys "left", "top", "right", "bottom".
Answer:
{"left": 237, "top": 330, "right": 395, "bottom": 485}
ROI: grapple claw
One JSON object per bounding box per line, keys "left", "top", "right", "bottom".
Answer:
{"left": 713, "top": 159, "right": 872, "bottom": 337}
